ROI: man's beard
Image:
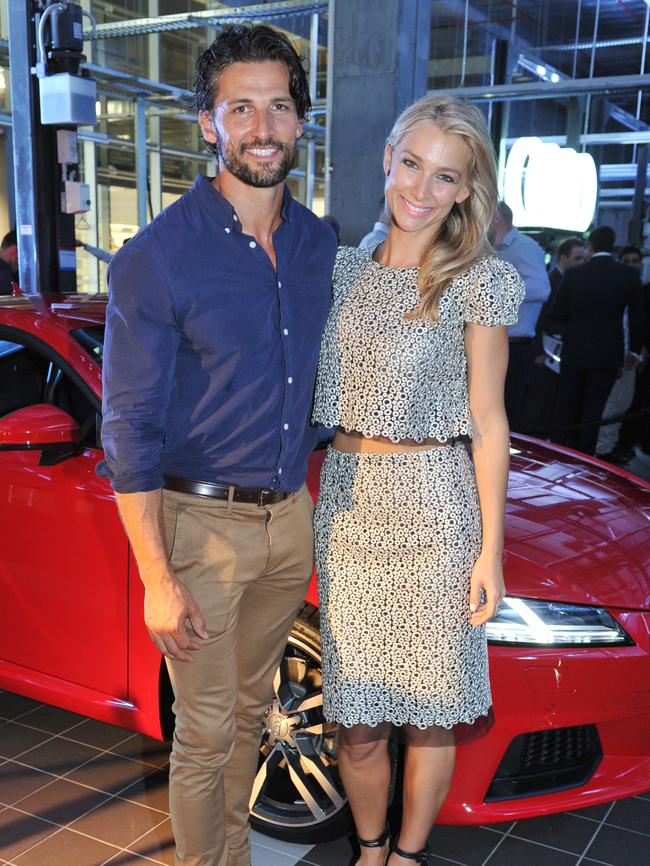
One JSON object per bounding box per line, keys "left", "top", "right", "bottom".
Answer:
{"left": 217, "top": 137, "right": 297, "bottom": 188}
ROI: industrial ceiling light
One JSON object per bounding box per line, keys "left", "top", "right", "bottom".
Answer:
{"left": 504, "top": 137, "right": 598, "bottom": 231}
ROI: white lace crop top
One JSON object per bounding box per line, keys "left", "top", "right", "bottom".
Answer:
{"left": 312, "top": 246, "right": 525, "bottom": 443}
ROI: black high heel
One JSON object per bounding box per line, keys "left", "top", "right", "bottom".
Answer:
{"left": 391, "top": 841, "right": 431, "bottom": 864}
{"left": 353, "top": 823, "right": 391, "bottom": 865}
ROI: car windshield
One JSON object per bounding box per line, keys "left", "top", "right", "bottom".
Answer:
{"left": 72, "top": 325, "right": 105, "bottom": 367}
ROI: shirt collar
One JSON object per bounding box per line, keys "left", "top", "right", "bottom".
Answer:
{"left": 191, "top": 174, "right": 294, "bottom": 233}
{"left": 497, "top": 227, "right": 518, "bottom": 250}
{"left": 591, "top": 251, "right": 612, "bottom": 258}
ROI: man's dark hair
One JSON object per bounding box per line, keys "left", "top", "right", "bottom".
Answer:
{"left": 588, "top": 225, "right": 615, "bottom": 253}
{"left": 194, "top": 25, "right": 311, "bottom": 124}
{"left": 496, "top": 200, "right": 513, "bottom": 226}
{"left": 1, "top": 229, "right": 16, "bottom": 249}
{"left": 620, "top": 244, "right": 642, "bottom": 261}
{"left": 557, "top": 236, "right": 584, "bottom": 260}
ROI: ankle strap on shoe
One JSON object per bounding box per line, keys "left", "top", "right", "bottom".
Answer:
{"left": 358, "top": 823, "right": 390, "bottom": 848}
{"left": 392, "top": 842, "right": 429, "bottom": 863}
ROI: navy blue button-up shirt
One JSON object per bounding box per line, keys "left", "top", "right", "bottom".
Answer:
{"left": 100, "top": 175, "right": 336, "bottom": 494}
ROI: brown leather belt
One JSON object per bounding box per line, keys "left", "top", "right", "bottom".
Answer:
{"left": 163, "top": 475, "right": 289, "bottom": 506}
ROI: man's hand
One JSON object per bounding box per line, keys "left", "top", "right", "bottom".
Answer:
{"left": 144, "top": 571, "right": 209, "bottom": 662}
{"left": 469, "top": 551, "right": 505, "bottom": 628}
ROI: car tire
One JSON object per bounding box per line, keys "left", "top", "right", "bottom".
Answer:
{"left": 249, "top": 604, "right": 354, "bottom": 844}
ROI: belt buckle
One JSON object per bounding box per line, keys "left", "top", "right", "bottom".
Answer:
{"left": 257, "top": 489, "right": 267, "bottom": 507}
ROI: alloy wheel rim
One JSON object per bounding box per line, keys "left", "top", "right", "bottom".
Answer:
{"left": 250, "top": 630, "right": 346, "bottom": 829}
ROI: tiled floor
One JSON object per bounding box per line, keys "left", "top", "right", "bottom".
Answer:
{"left": 1, "top": 692, "right": 649, "bottom": 866}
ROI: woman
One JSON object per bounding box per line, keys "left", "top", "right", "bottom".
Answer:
{"left": 311, "top": 94, "right": 524, "bottom": 865}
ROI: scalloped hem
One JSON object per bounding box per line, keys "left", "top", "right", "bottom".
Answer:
{"left": 325, "top": 707, "right": 492, "bottom": 732}
{"left": 311, "top": 421, "right": 474, "bottom": 445}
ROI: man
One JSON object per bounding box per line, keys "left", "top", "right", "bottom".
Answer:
{"left": 548, "top": 237, "right": 587, "bottom": 300}
{"left": 598, "top": 245, "right": 649, "bottom": 462}
{"left": 520, "top": 236, "right": 586, "bottom": 437}
{"left": 489, "top": 201, "right": 551, "bottom": 430}
{"left": 0, "top": 229, "right": 18, "bottom": 295}
{"left": 550, "top": 226, "right": 644, "bottom": 456}
{"left": 100, "top": 25, "right": 337, "bottom": 866}
{"left": 359, "top": 196, "right": 389, "bottom": 249}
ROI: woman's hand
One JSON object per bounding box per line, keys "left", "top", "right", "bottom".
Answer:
{"left": 469, "top": 551, "right": 505, "bottom": 628}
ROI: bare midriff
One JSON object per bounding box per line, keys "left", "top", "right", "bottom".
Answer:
{"left": 333, "top": 428, "right": 450, "bottom": 454}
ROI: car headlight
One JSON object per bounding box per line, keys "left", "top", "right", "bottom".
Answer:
{"left": 486, "top": 597, "right": 633, "bottom": 647}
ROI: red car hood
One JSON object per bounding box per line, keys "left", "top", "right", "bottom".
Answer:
{"left": 506, "top": 437, "right": 650, "bottom": 611}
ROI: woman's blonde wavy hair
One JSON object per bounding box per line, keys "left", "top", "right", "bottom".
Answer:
{"left": 384, "top": 93, "right": 498, "bottom": 321}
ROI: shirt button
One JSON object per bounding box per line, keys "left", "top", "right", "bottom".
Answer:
{"left": 283, "top": 423, "right": 289, "bottom": 430}
{"left": 287, "top": 376, "right": 293, "bottom": 384}
{"left": 278, "top": 467, "right": 283, "bottom": 475}
{"left": 249, "top": 241, "right": 257, "bottom": 249}
{"left": 283, "top": 328, "right": 289, "bottom": 336}
{"left": 224, "top": 227, "right": 231, "bottom": 234}
{"left": 233, "top": 214, "right": 238, "bottom": 221}
{"left": 278, "top": 281, "right": 282, "bottom": 288}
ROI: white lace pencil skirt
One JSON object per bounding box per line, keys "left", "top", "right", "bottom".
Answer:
{"left": 314, "top": 441, "right": 492, "bottom": 730}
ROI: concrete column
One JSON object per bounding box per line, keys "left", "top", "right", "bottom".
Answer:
{"left": 148, "top": 0, "right": 163, "bottom": 218}
{"left": 327, "top": 0, "right": 431, "bottom": 244}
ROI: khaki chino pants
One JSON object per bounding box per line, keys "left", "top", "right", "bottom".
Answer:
{"left": 162, "top": 485, "right": 315, "bottom": 866}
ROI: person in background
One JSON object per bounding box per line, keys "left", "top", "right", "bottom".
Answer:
{"left": 520, "top": 236, "right": 586, "bottom": 437}
{"left": 0, "top": 229, "right": 18, "bottom": 295}
{"left": 359, "top": 196, "right": 390, "bottom": 249}
{"left": 489, "top": 201, "right": 550, "bottom": 431}
{"left": 598, "top": 245, "right": 650, "bottom": 463}
{"left": 551, "top": 226, "right": 644, "bottom": 456}
{"left": 321, "top": 213, "right": 341, "bottom": 244}
{"left": 548, "top": 238, "right": 587, "bottom": 302}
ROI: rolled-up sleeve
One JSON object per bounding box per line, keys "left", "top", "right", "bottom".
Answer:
{"left": 100, "top": 237, "right": 181, "bottom": 493}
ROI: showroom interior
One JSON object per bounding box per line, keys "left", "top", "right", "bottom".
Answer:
{"left": 1, "top": 2, "right": 650, "bottom": 866}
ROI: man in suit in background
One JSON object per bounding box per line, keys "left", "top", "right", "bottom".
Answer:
{"left": 550, "top": 226, "right": 644, "bottom": 455}
{"left": 520, "top": 236, "right": 586, "bottom": 436}
{"left": 489, "top": 201, "right": 551, "bottom": 430}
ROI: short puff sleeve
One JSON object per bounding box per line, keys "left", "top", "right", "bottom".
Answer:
{"left": 464, "top": 257, "right": 525, "bottom": 326}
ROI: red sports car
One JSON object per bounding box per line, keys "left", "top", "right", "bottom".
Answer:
{"left": 1, "top": 294, "right": 649, "bottom": 844}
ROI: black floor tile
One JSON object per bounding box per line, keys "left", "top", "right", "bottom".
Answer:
{"left": 0, "top": 694, "right": 43, "bottom": 721}
{"left": 109, "top": 734, "right": 171, "bottom": 769}
{"left": 16, "top": 736, "right": 102, "bottom": 776}
{"left": 11, "top": 828, "right": 118, "bottom": 866}
{"left": 584, "top": 824, "right": 650, "bottom": 866}
{"left": 103, "top": 854, "right": 164, "bottom": 865}
{"left": 17, "top": 705, "right": 87, "bottom": 735}
{"left": 0, "top": 723, "right": 53, "bottom": 760}
{"left": 483, "top": 836, "right": 577, "bottom": 866}
{"left": 567, "top": 802, "right": 613, "bottom": 822}
{"left": 70, "top": 797, "right": 169, "bottom": 849}
{"left": 604, "top": 797, "right": 650, "bottom": 835}
{"left": 0, "top": 761, "right": 54, "bottom": 806}
{"left": 0, "top": 807, "right": 59, "bottom": 861}
{"left": 117, "top": 767, "right": 170, "bottom": 814}
{"left": 510, "top": 812, "right": 598, "bottom": 854}
{"left": 301, "top": 834, "right": 352, "bottom": 865}
{"left": 66, "top": 751, "right": 154, "bottom": 797}
{"left": 16, "top": 778, "right": 110, "bottom": 826}
{"left": 427, "top": 824, "right": 506, "bottom": 865}
{"left": 67, "top": 719, "right": 136, "bottom": 751}
{"left": 127, "top": 817, "right": 174, "bottom": 865}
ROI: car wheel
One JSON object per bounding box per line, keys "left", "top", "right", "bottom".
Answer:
{"left": 249, "top": 607, "right": 353, "bottom": 844}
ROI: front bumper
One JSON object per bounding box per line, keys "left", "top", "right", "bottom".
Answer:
{"left": 439, "top": 611, "right": 650, "bottom": 823}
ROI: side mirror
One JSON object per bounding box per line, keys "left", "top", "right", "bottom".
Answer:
{"left": 0, "top": 404, "right": 83, "bottom": 465}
